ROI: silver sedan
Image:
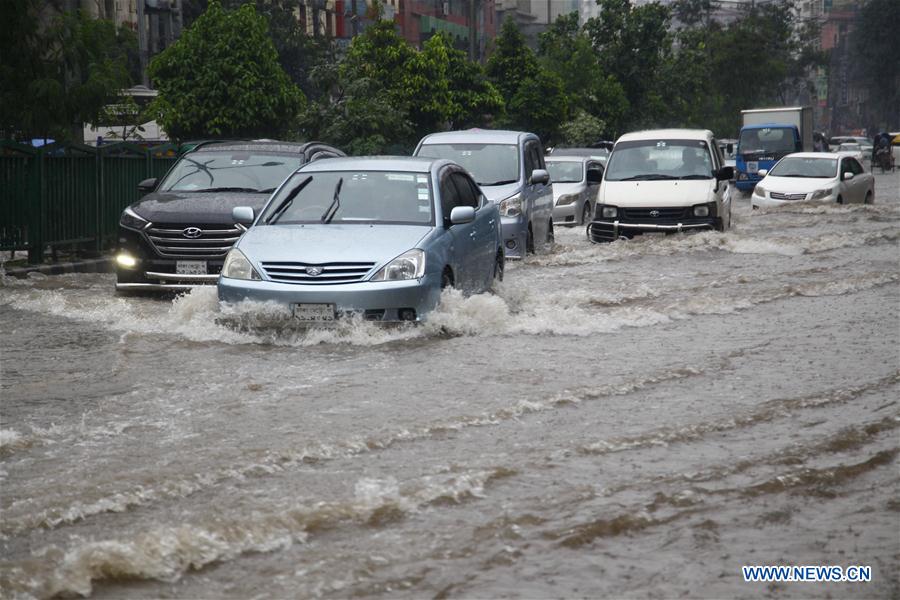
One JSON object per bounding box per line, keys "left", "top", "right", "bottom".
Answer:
{"left": 546, "top": 156, "right": 604, "bottom": 226}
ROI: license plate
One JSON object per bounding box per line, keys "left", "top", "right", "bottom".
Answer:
{"left": 292, "top": 303, "right": 336, "bottom": 322}
{"left": 176, "top": 260, "right": 207, "bottom": 275}
{"left": 747, "top": 161, "right": 759, "bottom": 174}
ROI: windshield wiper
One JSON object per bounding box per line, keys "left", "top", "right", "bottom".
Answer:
{"left": 321, "top": 177, "right": 344, "bottom": 223}
{"left": 620, "top": 174, "right": 677, "bottom": 181}
{"left": 679, "top": 174, "right": 712, "bottom": 180}
{"left": 192, "top": 186, "right": 266, "bottom": 193}
{"left": 477, "top": 179, "right": 517, "bottom": 186}
{"left": 266, "top": 176, "right": 312, "bottom": 225}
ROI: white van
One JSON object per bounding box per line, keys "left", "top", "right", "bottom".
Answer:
{"left": 589, "top": 129, "right": 734, "bottom": 242}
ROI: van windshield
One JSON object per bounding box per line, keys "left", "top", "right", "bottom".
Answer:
{"left": 738, "top": 127, "right": 797, "bottom": 155}
{"left": 416, "top": 143, "right": 519, "bottom": 186}
{"left": 159, "top": 152, "right": 304, "bottom": 193}
{"left": 604, "top": 139, "right": 713, "bottom": 181}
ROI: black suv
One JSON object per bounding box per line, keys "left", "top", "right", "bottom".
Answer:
{"left": 115, "top": 140, "right": 344, "bottom": 291}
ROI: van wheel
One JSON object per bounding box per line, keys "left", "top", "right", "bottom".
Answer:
{"left": 864, "top": 191, "right": 873, "bottom": 204}
{"left": 837, "top": 195, "right": 844, "bottom": 204}
{"left": 441, "top": 269, "right": 453, "bottom": 290}
{"left": 493, "top": 251, "right": 504, "bottom": 283}
{"left": 546, "top": 221, "right": 555, "bottom": 245}
{"left": 526, "top": 225, "right": 535, "bottom": 255}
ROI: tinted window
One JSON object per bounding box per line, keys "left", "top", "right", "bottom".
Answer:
{"left": 439, "top": 173, "right": 460, "bottom": 222}
{"left": 416, "top": 143, "right": 519, "bottom": 186}
{"left": 160, "top": 152, "right": 305, "bottom": 192}
{"left": 450, "top": 172, "right": 478, "bottom": 209}
{"left": 262, "top": 170, "right": 433, "bottom": 225}
{"left": 738, "top": 127, "right": 797, "bottom": 154}
{"left": 848, "top": 158, "right": 864, "bottom": 175}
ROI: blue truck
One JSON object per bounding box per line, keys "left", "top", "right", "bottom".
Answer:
{"left": 735, "top": 107, "right": 814, "bottom": 192}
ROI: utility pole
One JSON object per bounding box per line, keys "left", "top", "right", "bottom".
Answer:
{"left": 468, "top": 0, "right": 478, "bottom": 62}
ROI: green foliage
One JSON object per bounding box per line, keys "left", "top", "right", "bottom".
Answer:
{"left": 853, "top": 0, "right": 900, "bottom": 128}
{"left": 560, "top": 110, "right": 608, "bottom": 146}
{"left": 486, "top": 17, "right": 539, "bottom": 101}
{"left": 148, "top": 1, "right": 304, "bottom": 141}
{"left": 435, "top": 34, "right": 505, "bottom": 130}
{"left": 0, "top": 0, "right": 135, "bottom": 141}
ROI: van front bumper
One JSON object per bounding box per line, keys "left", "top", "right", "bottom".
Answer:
{"left": 587, "top": 219, "right": 716, "bottom": 243}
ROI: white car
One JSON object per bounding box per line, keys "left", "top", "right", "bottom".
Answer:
{"left": 752, "top": 152, "right": 874, "bottom": 209}
{"left": 589, "top": 128, "right": 734, "bottom": 242}
{"left": 836, "top": 143, "right": 867, "bottom": 167}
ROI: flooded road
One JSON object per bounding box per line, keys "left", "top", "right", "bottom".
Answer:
{"left": 2, "top": 172, "right": 899, "bottom": 599}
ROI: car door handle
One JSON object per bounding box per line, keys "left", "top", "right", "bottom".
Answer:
{"left": 469, "top": 231, "right": 477, "bottom": 238}
{"left": 488, "top": 219, "right": 495, "bottom": 226}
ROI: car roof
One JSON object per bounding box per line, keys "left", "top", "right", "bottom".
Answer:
{"left": 418, "top": 129, "right": 532, "bottom": 145}
{"left": 616, "top": 128, "right": 713, "bottom": 143}
{"left": 546, "top": 154, "right": 588, "bottom": 162}
{"left": 782, "top": 152, "right": 841, "bottom": 159}
{"left": 549, "top": 148, "right": 608, "bottom": 157}
{"left": 193, "top": 140, "right": 344, "bottom": 156}
{"left": 297, "top": 156, "right": 447, "bottom": 174}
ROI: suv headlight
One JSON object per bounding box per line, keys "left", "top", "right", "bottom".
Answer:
{"left": 370, "top": 249, "right": 425, "bottom": 281}
{"left": 600, "top": 205, "right": 617, "bottom": 218}
{"left": 556, "top": 194, "right": 578, "bottom": 206}
{"left": 119, "top": 206, "right": 150, "bottom": 230}
{"left": 810, "top": 188, "right": 833, "bottom": 201}
{"left": 221, "top": 248, "right": 261, "bottom": 280}
{"left": 499, "top": 193, "right": 522, "bottom": 217}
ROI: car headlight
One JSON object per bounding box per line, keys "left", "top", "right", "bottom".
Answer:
{"left": 600, "top": 206, "right": 618, "bottom": 218}
{"left": 370, "top": 249, "right": 425, "bottom": 281}
{"left": 499, "top": 193, "right": 522, "bottom": 217}
{"left": 809, "top": 188, "right": 833, "bottom": 201}
{"left": 119, "top": 206, "right": 150, "bottom": 230}
{"left": 754, "top": 186, "right": 767, "bottom": 198}
{"left": 693, "top": 204, "right": 710, "bottom": 217}
{"left": 556, "top": 194, "right": 578, "bottom": 206}
{"left": 221, "top": 248, "right": 261, "bottom": 280}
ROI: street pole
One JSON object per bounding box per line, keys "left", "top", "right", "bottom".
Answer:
{"left": 138, "top": 0, "right": 148, "bottom": 86}
{"left": 468, "top": 0, "right": 478, "bottom": 62}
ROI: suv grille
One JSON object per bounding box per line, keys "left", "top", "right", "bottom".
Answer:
{"left": 769, "top": 192, "right": 807, "bottom": 201}
{"left": 260, "top": 261, "right": 376, "bottom": 285}
{"left": 622, "top": 207, "right": 690, "bottom": 220}
{"left": 146, "top": 224, "right": 243, "bottom": 258}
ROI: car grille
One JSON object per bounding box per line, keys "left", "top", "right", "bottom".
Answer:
{"left": 622, "top": 207, "right": 690, "bottom": 220}
{"left": 260, "top": 261, "right": 376, "bottom": 285}
{"left": 145, "top": 224, "right": 243, "bottom": 258}
{"left": 769, "top": 192, "right": 808, "bottom": 201}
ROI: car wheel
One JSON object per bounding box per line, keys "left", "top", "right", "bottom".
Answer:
{"left": 546, "top": 221, "right": 555, "bottom": 245}
{"left": 837, "top": 195, "right": 844, "bottom": 205}
{"left": 441, "top": 269, "right": 453, "bottom": 290}
{"left": 581, "top": 202, "right": 591, "bottom": 225}
{"left": 526, "top": 225, "right": 535, "bottom": 255}
{"left": 864, "top": 190, "right": 873, "bottom": 204}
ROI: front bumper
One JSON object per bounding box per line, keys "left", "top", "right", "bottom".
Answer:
{"left": 751, "top": 192, "right": 833, "bottom": 209}
{"left": 116, "top": 225, "right": 228, "bottom": 291}
{"left": 587, "top": 219, "right": 716, "bottom": 243}
{"left": 552, "top": 203, "right": 578, "bottom": 226}
{"left": 217, "top": 272, "right": 443, "bottom": 322}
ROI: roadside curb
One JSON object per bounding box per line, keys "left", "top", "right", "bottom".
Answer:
{"left": 1, "top": 257, "right": 113, "bottom": 278}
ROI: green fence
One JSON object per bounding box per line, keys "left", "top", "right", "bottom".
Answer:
{"left": 0, "top": 140, "right": 179, "bottom": 263}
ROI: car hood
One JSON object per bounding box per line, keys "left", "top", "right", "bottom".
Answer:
{"left": 599, "top": 180, "right": 714, "bottom": 207}
{"left": 236, "top": 224, "right": 432, "bottom": 265}
{"left": 130, "top": 191, "right": 272, "bottom": 225}
{"left": 552, "top": 182, "right": 585, "bottom": 200}
{"left": 761, "top": 176, "right": 836, "bottom": 193}
{"left": 480, "top": 182, "right": 521, "bottom": 203}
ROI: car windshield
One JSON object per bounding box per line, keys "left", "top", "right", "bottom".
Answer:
{"left": 738, "top": 127, "right": 797, "bottom": 155}
{"left": 416, "top": 143, "right": 519, "bottom": 186}
{"left": 769, "top": 157, "right": 837, "bottom": 178}
{"left": 159, "top": 151, "right": 304, "bottom": 193}
{"left": 260, "top": 170, "right": 433, "bottom": 225}
{"left": 546, "top": 161, "right": 584, "bottom": 183}
{"left": 604, "top": 139, "right": 713, "bottom": 181}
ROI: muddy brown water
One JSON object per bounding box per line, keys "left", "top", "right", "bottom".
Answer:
{"left": 1, "top": 173, "right": 899, "bottom": 599}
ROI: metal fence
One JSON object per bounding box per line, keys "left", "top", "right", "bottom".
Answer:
{"left": 1, "top": 140, "right": 179, "bottom": 263}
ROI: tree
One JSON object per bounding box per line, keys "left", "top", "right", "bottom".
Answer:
{"left": 0, "top": 0, "right": 136, "bottom": 142}
{"left": 486, "top": 17, "right": 538, "bottom": 101}
{"left": 148, "top": 1, "right": 304, "bottom": 140}
{"left": 431, "top": 33, "right": 504, "bottom": 130}
{"left": 852, "top": 0, "right": 900, "bottom": 129}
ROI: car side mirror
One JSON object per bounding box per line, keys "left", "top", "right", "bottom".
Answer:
{"left": 587, "top": 169, "right": 603, "bottom": 184}
{"left": 137, "top": 178, "right": 157, "bottom": 193}
{"left": 232, "top": 206, "right": 255, "bottom": 226}
{"left": 449, "top": 206, "right": 475, "bottom": 225}
{"left": 843, "top": 172, "right": 854, "bottom": 180}
{"left": 717, "top": 166, "right": 735, "bottom": 180}
{"left": 757, "top": 169, "right": 768, "bottom": 178}
{"left": 530, "top": 169, "right": 550, "bottom": 186}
